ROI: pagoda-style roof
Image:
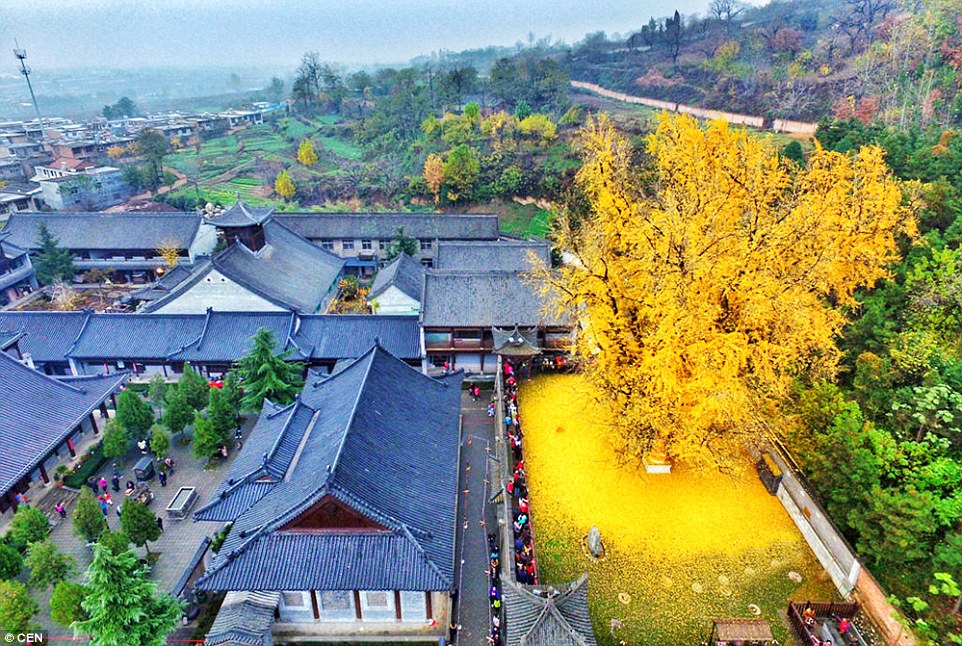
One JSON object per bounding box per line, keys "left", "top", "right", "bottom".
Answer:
{"left": 194, "top": 345, "right": 463, "bottom": 593}
{"left": 504, "top": 575, "right": 597, "bottom": 646}
{"left": 493, "top": 325, "right": 541, "bottom": 357}
{"left": 208, "top": 198, "right": 275, "bottom": 228}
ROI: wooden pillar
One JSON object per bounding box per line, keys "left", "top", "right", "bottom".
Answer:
{"left": 99, "top": 401, "right": 109, "bottom": 418}
{"left": 353, "top": 591, "right": 362, "bottom": 621}
{"left": 66, "top": 436, "right": 77, "bottom": 458}
{"left": 89, "top": 412, "right": 99, "bottom": 435}
{"left": 38, "top": 463, "right": 49, "bottom": 484}
{"left": 394, "top": 591, "right": 402, "bottom": 621}
{"left": 310, "top": 590, "right": 320, "bottom": 620}
{"left": 5, "top": 489, "right": 19, "bottom": 512}
{"left": 425, "top": 591, "right": 432, "bottom": 619}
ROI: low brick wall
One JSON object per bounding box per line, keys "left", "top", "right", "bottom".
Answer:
{"left": 571, "top": 81, "right": 817, "bottom": 135}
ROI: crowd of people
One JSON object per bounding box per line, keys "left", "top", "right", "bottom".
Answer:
{"left": 502, "top": 359, "right": 537, "bottom": 586}
{"left": 800, "top": 604, "right": 862, "bottom": 646}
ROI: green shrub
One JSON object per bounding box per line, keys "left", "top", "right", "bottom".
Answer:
{"left": 63, "top": 443, "right": 107, "bottom": 489}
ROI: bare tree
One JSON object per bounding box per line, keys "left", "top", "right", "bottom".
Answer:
{"left": 710, "top": 0, "right": 744, "bottom": 32}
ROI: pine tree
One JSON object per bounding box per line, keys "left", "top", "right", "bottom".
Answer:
{"left": 148, "top": 424, "right": 170, "bottom": 457}
{"left": 116, "top": 390, "right": 154, "bottom": 438}
{"left": 233, "top": 327, "right": 305, "bottom": 409}
{"left": 73, "top": 487, "right": 108, "bottom": 543}
{"left": 163, "top": 385, "right": 193, "bottom": 435}
{"left": 97, "top": 530, "right": 131, "bottom": 556}
{"left": 297, "top": 138, "right": 318, "bottom": 166}
{"left": 33, "top": 223, "right": 76, "bottom": 285}
{"left": 25, "top": 540, "right": 74, "bottom": 590}
{"left": 192, "top": 412, "right": 222, "bottom": 460}
{"left": 178, "top": 364, "right": 209, "bottom": 410}
{"left": 147, "top": 374, "right": 167, "bottom": 416}
{"left": 207, "top": 387, "right": 236, "bottom": 444}
{"left": 101, "top": 419, "right": 130, "bottom": 461}
{"left": 120, "top": 501, "right": 161, "bottom": 555}
{"left": 0, "top": 543, "right": 23, "bottom": 580}
{"left": 9, "top": 505, "right": 49, "bottom": 548}
{"left": 274, "top": 169, "right": 296, "bottom": 200}
{"left": 51, "top": 581, "right": 89, "bottom": 627}
{"left": 0, "top": 580, "right": 39, "bottom": 634}
{"left": 72, "top": 543, "right": 182, "bottom": 646}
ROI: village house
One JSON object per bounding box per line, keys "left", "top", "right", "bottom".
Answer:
{"left": 194, "top": 344, "right": 462, "bottom": 644}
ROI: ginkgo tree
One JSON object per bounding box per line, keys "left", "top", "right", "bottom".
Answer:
{"left": 536, "top": 113, "right": 913, "bottom": 468}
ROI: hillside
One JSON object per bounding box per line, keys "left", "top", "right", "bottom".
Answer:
{"left": 559, "top": 0, "right": 962, "bottom": 127}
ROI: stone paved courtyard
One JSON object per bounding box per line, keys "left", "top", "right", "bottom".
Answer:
{"left": 35, "top": 415, "right": 256, "bottom": 638}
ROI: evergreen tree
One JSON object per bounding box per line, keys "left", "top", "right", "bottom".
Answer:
{"left": 116, "top": 390, "right": 154, "bottom": 438}
{"left": 25, "top": 540, "right": 74, "bottom": 590}
{"left": 192, "top": 412, "right": 222, "bottom": 460}
{"left": 33, "top": 223, "right": 76, "bottom": 285}
{"left": 120, "top": 501, "right": 161, "bottom": 555}
{"left": 207, "top": 387, "right": 236, "bottom": 442}
{"left": 0, "top": 543, "right": 23, "bottom": 580}
{"left": 385, "top": 227, "right": 419, "bottom": 261}
{"left": 178, "top": 364, "right": 209, "bottom": 410}
{"left": 233, "top": 327, "right": 305, "bottom": 409}
{"left": 73, "top": 487, "right": 108, "bottom": 543}
{"left": 222, "top": 372, "right": 244, "bottom": 411}
{"left": 97, "top": 530, "right": 131, "bottom": 556}
{"left": 51, "top": 581, "right": 89, "bottom": 627}
{"left": 0, "top": 580, "right": 39, "bottom": 633}
{"left": 148, "top": 424, "right": 170, "bottom": 457}
{"left": 9, "top": 505, "right": 49, "bottom": 548}
{"left": 72, "top": 543, "right": 182, "bottom": 646}
{"left": 101, "top": 419, "right": 130, "bottom": 461}
{"left": 147, "top": 374, "right": 167, "bottom": 416}
{"left": 163, "top": 385, "right": 193, "bottom": 436}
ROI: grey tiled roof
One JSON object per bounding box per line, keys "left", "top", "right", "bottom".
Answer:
{"left": 68, "top": 313, "right": 208, "bottom": 360}
{"left": 275, "top": 212, "right": 499, "bottom": 240}
{"left": 129, "top": 263, "right": 199, "bottom": 302}
{"left": 436, "top": 240, "right": 551, "bottom": 271}
{"left": 0, "top": 352, "right": 126, "bottom": 495}
{"left": 2, "top": 212, "right": 202, "bottom": 251}
{"left": 492, "top": 326, "right": 541, "bottom": 356}
{"left": 195, "top": 345, "right": 463, "bottom": 593}
{"left": 291, "top": 315, "right": 421, "bottom": 360}
{"left": 171, "top": 311, "right": 301, "bottom": 362}
{"left": 0, "top": 231, "right": 28, "bottom": 260}
{"left": 504, "top": 575, "right": 597, "bottom": 646}
{"left": 0, "top": 311, "right": 89, "bottom": 364}
{"left": 205, "top": 590, "right": 277, "bottom": 646}
{"left": 0, "top": 311, "right": 421, "bottom": 365}
{"left": 209, "top": 220, "right": 344, "bottom": 313}
{"left": 207, "top": 200, "right": 275, "bottom": 227}
{"left": 422, "top": 271, "right": 566, "bottom": 328}
{"left": 369, "top": 253, "right": 425, "bottom": 301}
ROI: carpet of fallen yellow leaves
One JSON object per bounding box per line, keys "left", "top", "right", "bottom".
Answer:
{"left": 519, "top": 373, "right": 838, "bottom": 645}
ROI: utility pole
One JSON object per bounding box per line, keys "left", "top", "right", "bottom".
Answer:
{"left": 13, "top": 40, "right": 46, "bottom": 140}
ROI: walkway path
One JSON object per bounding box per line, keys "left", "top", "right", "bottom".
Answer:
{"left": 453, "top": 391, "right": 497, "bottom": 646}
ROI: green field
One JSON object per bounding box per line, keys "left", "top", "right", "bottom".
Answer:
{"left": 163, "top": 115, "right": 360, "bottom": 208}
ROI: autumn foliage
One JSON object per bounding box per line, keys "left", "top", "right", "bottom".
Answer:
{"left": 539, "top": 113, "right": 913, "bottom": 468}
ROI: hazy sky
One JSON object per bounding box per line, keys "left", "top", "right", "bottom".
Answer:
{"left": 0, "top": 0, "right": 744, "bottom": 71}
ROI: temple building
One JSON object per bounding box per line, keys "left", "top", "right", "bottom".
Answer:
{"left": 0, "top": 351, "right": 126, "bottom": 515}
{"left": 194, "top": 344, "right": 463, "bottom": 643}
